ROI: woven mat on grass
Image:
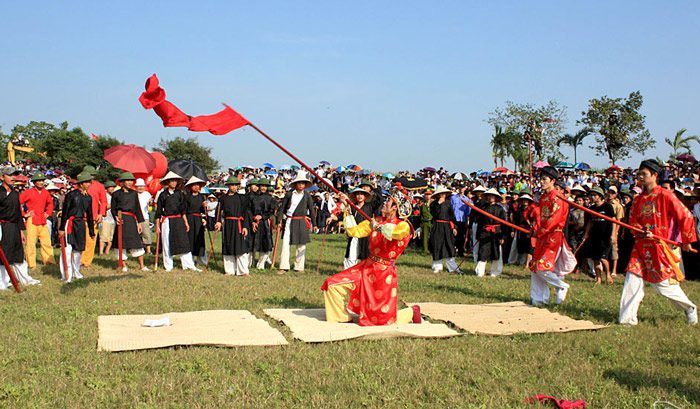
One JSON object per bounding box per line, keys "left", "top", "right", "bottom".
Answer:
{"left": 98, "top": 310, "right": 288, "bottom": 351}
{"left": 263, "top": 308, "right": 460, "bottom": 343}
{"left": 407, "top": 301, "right": 606, "bottom": 336}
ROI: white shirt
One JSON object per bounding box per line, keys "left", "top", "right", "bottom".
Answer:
{"left": 286, "top": 190, "right": 305, "bottom": 216}
{"left": 104, "top": 193, "right": 115, "bottom": 224}
{"left": 137, "top": 191, "right": 152, "bottom": 220}
{"left": 206, "top": 200, "right": 218, "bottom": 217}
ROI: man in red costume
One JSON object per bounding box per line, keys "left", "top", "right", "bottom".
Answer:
{"left": 321, "top": 187, "right": 421, "bottom": 326}
{"left": 530, "top": 166, "right": 577, "bottom": 306}
{"left": 619, "top": 159, "right": 698, "bottom": 325}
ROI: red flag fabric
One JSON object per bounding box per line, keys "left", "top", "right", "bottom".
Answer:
{"left": 91, "top": 133, "right": 99, "bottom": 141}
{"left": 139, "top": 74, "right": 250, "bottom": 135}
{"left": 526, "top": 394, "right": 586, "bottom": 409}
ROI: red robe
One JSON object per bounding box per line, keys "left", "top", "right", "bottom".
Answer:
{"left": 321, "top": 217, "right": 411, "bottom": 326}
{"left": 530, "top": 189, "right": 575, "bottom": 273}
{"left": 626, "top": 186, "right": 697, "bottom": 283}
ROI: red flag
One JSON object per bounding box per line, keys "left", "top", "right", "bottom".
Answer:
{"left": 91, "top": 133, "right": 99, "bottom": 141}
{"left": 139, "top": 74, "right": 250, "bottom": 135}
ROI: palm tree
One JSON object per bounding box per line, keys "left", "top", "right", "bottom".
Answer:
{"left": 665, "top": 128, "right": 700, "bottom": 160}
{"left": 556, "top": 127, "right": 591, "bottom": 164}
{"left": 490, "top": 125, "right": 508, "bottom": 168}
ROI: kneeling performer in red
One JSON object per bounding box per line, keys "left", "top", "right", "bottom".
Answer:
{"left": 321, "top": 187, "right": 421, "bottom": 326}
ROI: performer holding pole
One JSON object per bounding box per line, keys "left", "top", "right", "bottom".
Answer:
{"left": 275, "top": 172, "right": 315, "bottom": 274}
{"left": 0, "top": 166, "right": 38, "bottom": 291}
{"left": 321, "top": 187, "right": 421, "bottom": 326}
{"left": 58, "top": 173, "right": 95, "bottom": 283}
{"left": 529, "top": 166, "right": 577, "bottom": 306}
{"left": 111, "top": 172, "right": 149, "bottom": 272}
{"left": 215, "top": 176, "right": 252, "bottom": 276}
{"left": 155, "top": 172, "right": 198, "bottom": 272}
{"left": 618, "top": 159, "right": 698, "bottom": 325}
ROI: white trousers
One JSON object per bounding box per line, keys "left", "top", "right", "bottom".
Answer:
{"left": 0, "top": 261, "right": 38, "bottom": 289}
{"left": 59, "top": 243, "right": 83, "bottom": 282}
{"left": 279, "top": 219, "right": 306, "bottom": 271}
{"left": 115, "top": 248, "right": 145, "bottom": 260}
{"left": 472, "top": 224, "right": 479, "bottom": 262}
{"left": 475, "top": 245, "right": 503, "bottom": 277}
{"left": 223, "top": 253, "right": 250, "bottom": 275}
{"left": 344, "top": 237, "right": 359, "bottom": 269}
{"left": 432, "top": 258, "right": 458, "bottom": 273}
{"left": 531, "top": 271, "right": 569, "bottom": 305}
{"left": 161, "top": 219, "right": 195, "bottom": 271}
{"left": 618, "top": 273, "right": 696, "bottom": 325}
{"left": 256, "top": 252, "right": 271, "bottom": 269}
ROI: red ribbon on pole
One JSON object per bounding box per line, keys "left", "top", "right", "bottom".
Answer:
{"left": 558, "top": 193, "right": 696, "bottom": 253}
{"left": 461, "top": 199, "right": 531, "bottom": 234}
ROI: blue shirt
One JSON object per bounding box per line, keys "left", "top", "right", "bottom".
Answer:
{"left": 451, "top": 193, "right": 470, "bottom": 222}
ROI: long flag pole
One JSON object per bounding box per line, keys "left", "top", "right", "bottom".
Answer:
{"left": 460, "top": 199, "right": 531, "bottom": 234}
{"left": 247, "top": 123, "right": 373, "bottom": 222}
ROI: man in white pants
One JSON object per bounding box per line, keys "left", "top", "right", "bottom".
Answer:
{"left": 276, "top": 172, "right": 315, "bottom": 274}
{"left": 58, "top": 172, "right": 95, "bottom": 283}
{"left": 619, "top": 159, "right": 697, "bottom": 325}
{"left": 215, "top": 176, "right": 251, "bottom": 276}
{"left": 530, "top": 167, "right": 577, "bottom": 305}
{"left": 155, "top": 171, "right": 198, "bottom": 272}
{"left": 0, "top": 166, "right": 40, "bottom": 289}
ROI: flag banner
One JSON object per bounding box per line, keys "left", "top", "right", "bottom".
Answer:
{"left": 139, "top": 74, "right": 249, "bottom": 135}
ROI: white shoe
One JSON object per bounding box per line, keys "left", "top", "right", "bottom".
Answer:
{"left": 141, "top": 266, "right": 152, "bottom": 272}
{"left": 121, "top": 266, "right": 128, "bottom": 272}
{"left": 432, "top": 269, "right": 440, "bottom": 274}
{"left": 687, "top": 307, "right": 698, "bottom": 325}
{"left": 555, "top": 287, "right": 568, "bottom": 305}
{"left": 74, "top": 272, "right": 84, "bottom": 279}
{"left": 186, "top": 267, "right": 202, "bottom": 272}
{"left": 28, "top": 279, "right": 41, "bottom": 285}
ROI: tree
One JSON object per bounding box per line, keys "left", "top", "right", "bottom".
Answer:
{"left": 10, "top": 121, "right": 124, "bottom": 180}
{"left": 664, "top": 128, "right": 700, "bottom": 160}
{"left": 489, "top": 125, "right": 529, "bottom": 171}
{"left": 154, "top": 137, "right": 220, "bottom": 173}
{"left": 487, "top": 100, "right": 567, "bottom": 162}
{"left": 578, "top": 91, "right": 654, "bottom": 164}
{"left": 556, "top": 127, "right": 592, "bottom": 164}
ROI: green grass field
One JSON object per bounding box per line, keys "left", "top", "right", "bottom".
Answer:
{"left": 1, "top": 234, "right": 698, "bottom": 408}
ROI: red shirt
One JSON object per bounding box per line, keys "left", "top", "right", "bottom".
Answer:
{"left": 87, "top": 180, "right": 108, "bottom": 220}
{"left": 20, "top": 187, "right": 54, "bottom": 225}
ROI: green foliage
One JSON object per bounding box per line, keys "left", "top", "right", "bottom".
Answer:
{"left": 487, "top": 100, "right": 567, "bottom": 162}
{"left": 10, "top": 121, "right": 124, "bottom": 181}
{"left": 0, "top": 127, "right": 9, "bottom": 162}
{"left": 664, "top": 128, "right": 700, "bottom": 160}
{"left": 489, "top": 125, "right": 528, "bottom": 171}
{"left": 556, "top": 127, "right": 592, "bottom": 163}
{"left": 154, "top": 136, "right": 220, "bottom": 173}
{"left": 578, "top": 91, "right": 654, "bottom": 164}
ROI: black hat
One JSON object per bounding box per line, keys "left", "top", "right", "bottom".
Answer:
{"left": 639, "top": 159, "right": 661, "bottom": 175}
{"left": 555, "top": 179, "right": 567, "bottom": 190}
{"left": 540, "top": 166, "right": 559, "bottom": 180}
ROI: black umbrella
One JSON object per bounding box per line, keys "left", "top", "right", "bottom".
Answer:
{"left": 168, "top": 159, "right": 208, "bottom": 181}
{"left": 450, "top": 172, "right": 469, "bottom": 181}
{"left": 394, "top": 176, "right": 429, "bottom": 190}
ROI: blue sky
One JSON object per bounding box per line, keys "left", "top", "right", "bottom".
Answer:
{"left": 2, "top": 1, "right": 699, "bottom": 172}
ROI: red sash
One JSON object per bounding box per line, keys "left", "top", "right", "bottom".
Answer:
{"left": 289, "top": 216, "right": 312, "bottom": 230}
{"left": 484, "top": 224, "right": 499, "bottom": 233}
{"left": 435, "top": 219, "right": 455, "bottom": 230}
{"left": 65, "top": 216, "right": 85, "bottom": 235}
{"left": 225, "top": 216, "right": 244, "bottom": 233}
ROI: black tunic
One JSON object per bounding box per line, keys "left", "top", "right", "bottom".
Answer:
{"left": 511, "top": 205, "right": 532, "bottom": 254}
{"left": 218, "top": 193, "right": 252, "bottom": 256}
{"left": 59, "top": 190, "right": 94, "bottom": 252}
{"left": 251, "top": 192, "right": 274, "bottom": 253}
{"left": 156, "top": 189, "right": 191, "bottom": 256}
{"left": 581, "top": 202, "right": 614, "bottom": 260}
{"left": 429, "top": 200, "right": 457, "bottom": 261}
{"left": 277, "top": 191, "right": 316, "bottom": 245}
{"left": 0, "top": 186, "right": 25, "bottom": 263}
{"left": 111, "top": 188, "right": 145, "bottom": 249}
{"left": 344, "top": 202, "right": 374, "bottom": 260}
{"left": 184, "top": 192, "right": 207, "bottom": 257}
{"left": 476, "top": 203, "right": 506, "bottom": 262}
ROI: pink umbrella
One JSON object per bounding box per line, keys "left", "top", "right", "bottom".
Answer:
{"left": 104, "top": 144, "right": 156, "bottom": 174}
{"left": 533, "top": 161, "right": 550, "bottom": 169}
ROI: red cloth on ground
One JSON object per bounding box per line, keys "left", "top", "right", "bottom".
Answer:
{"left": 139, "top": 74, "right": 250, "bottom": 135}
{"left": 526, "top": 394, "right": 586, "bottom": 409}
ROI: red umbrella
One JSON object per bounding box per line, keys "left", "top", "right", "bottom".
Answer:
{"left": 677, "top": 153, "right": 697, "bottom": 163}
{"left": 493, "top": 167, "right": 509, "bottom": 173}
{"left": 606, "top": 165, "right": 622, "bottom": 173}
{"left": 104, "top": 144, "right": 156, "bottom": 174}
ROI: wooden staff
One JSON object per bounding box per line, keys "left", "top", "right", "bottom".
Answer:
{"left": 558, "top": 193, "right": 697, "bottom": 253}
{"left": 117, "top": 210, "right": 124, "bottom": 269}
{"left": 0, "top": 245, "right": 21, "bottom": 293}
{"left": 271, "top": 223, "right": 282, "bottom": 267}
{"left": 153, "top": 218, "right": 160, "bottom": 271}
{"left": 203, "top": 205, "right": 221, "bottom": 273}
{"left": 59, "top": 234, "right": 69, "bottom": 282}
